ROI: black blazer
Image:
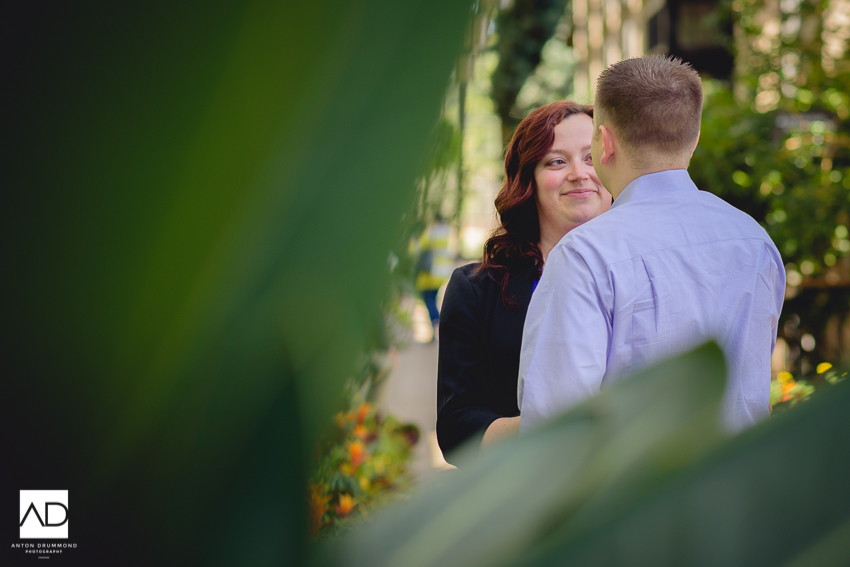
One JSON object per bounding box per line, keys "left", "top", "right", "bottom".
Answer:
{"left": 436, "top": 261, "right": 536, "bottom": 463}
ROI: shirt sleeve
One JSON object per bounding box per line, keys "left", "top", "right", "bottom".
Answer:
{"left": 437, "top": 268, "right": 507, "bottom": 462}
{"left": 518, "top": 243, "right": 611, "bottom": 433}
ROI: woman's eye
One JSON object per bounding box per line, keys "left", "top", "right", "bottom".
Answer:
{"left": 550, "top": 159, "right": 566, "bottom": 166}
{"left": 584, "top": 154, "right": 593, "bottom": 163}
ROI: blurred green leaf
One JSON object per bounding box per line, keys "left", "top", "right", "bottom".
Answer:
{"left": 320, "top": 343, "right": 850, "bottom": 566}
{"left": 3, "top": 1, "right": 470, "bottom": 565}
{"left": 318, "top": 343, "right": 727, "bottom": 567}
{"left": 529, "top": 377, "right": 850, "bottom": 566}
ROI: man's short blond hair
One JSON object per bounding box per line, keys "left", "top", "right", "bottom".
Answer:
{"left": 595, "top": 55, "right": 702, "bottom": 163}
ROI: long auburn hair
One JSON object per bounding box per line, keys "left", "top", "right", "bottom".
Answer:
{"left": 479, "top": 100, "right": 593, "bottom": 305}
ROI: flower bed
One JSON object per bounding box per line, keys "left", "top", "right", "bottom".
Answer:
{"left": 770, "top": 362, "right": 847, "bottom": 411}
{"left": 309, "top": 399, "right": 419, "bottom": 539}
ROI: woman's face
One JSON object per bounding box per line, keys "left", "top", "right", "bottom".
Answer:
{"left": 533, "top": 113, "right": 611, "bottom": 241}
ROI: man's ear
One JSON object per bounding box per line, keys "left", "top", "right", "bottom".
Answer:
{"left": 599, "top": 124, "right": 615, "bottom": 165}
{"left": 690, "top": 130, "right": 701, "bottom": 158}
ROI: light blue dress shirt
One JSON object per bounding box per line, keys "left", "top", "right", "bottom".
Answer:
{"left": 518, "top": 169, "right": 785, "bottom": 432}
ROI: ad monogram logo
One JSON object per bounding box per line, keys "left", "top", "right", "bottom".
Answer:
{"left": 20, "top": 490, "right": 69, "bottom": 539}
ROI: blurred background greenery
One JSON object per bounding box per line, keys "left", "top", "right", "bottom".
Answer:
{"left": 4, "top": 0, "right": 850, "bottom": 565}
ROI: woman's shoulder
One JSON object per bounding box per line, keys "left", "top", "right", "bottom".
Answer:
{"left": 450, "top": 262, "right": 497, "bottom": 289}
{"left": 453, "top": 262, "right": 480, "bottom": 278}
{"left": 443, "top": 262, "right": 497, "bottom": 322}
{"left": 444, "top": 262, "right": 491, "bottom": 304}
{"left": 449, "top": 261, "right": 537, "bottom": 292}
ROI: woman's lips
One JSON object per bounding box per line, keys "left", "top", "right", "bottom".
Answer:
{"left": 562, "top": 188, "right": 597, "bottom": 197}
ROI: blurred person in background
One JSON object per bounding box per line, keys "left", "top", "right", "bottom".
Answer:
{"left": 415, "top": 214, "right": 454, "bottom": 341}
{"left": 437, "top": 100, "right": 612, "bottom": 463}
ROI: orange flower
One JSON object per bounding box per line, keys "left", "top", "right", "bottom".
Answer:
{"left": 353, "top": 424, "right": 368, "bottom": 440}
{"left": 781, "top": 381, "right": 796, "bottom": 395}
{"left": 336, "top": 494, "right": 356, "bottom": 517}
{"left": 356, "top": 403, "right": 371, "bottom": 425}
{"left": 348, "top": 440, "right": 366, "bottom": 469}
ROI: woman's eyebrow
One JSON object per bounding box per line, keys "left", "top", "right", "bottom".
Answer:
{"left": 546, "top": 144, "right": 592, "bottom": 156}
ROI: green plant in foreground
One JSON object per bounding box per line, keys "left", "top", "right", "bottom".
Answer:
{"left": 316, "top": 343, "right": 850, "bottom": 566}
{"left": 4, "top": 1, "right": 471, "bottom": 564}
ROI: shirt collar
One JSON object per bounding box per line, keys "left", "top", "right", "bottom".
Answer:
{"left": 612, "top": 169, "right": 697, "bottom": 209}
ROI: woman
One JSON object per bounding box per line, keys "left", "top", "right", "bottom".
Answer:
{"left": 436, "top": 100, "right": 612, "bottom": 463}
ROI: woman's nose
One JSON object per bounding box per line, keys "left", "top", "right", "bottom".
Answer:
{"left": 567, "top": 162, "right": 589, "bottom": 181}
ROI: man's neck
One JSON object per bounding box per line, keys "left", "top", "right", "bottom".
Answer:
{"left": 610, "top": 163, "right": 690, "bottom": 200}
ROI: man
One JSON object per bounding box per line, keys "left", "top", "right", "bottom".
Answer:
{"left": 517, "top": 55, "right": 785, "bottom": 432}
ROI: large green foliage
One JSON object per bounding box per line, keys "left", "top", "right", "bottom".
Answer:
{"left": 319, "top": 343, "right": 850, "bottom": 566}
{"left": 2, "top": 1, "right": 469, "bottom": 565}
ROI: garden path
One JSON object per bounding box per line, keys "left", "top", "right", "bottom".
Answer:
{"left": 378, "top": 332, "right": 455, "bottom": 483}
